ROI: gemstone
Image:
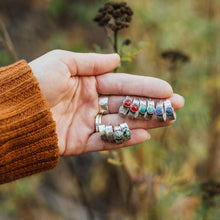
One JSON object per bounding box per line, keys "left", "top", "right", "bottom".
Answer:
{"left": 130, "top": 104, "right": 138, "bottom": 112}
{"left": 166, "top": 106, "right": 173, "bottom": 115}
{"left": 123, "top": 129, "right": 130, "bottom": 137}
{"left": 115, "top": 131, "right": 122, "bottom": 139}
{"left": 155, "top": 107, "right": 163, "bottom": 115}
{"left": 139, "top": 105, "right": 147, "bottom": 114}
{"left": 124, "top": 99, "right": 132, "bottom": 107}
{"left": 147, "top": 106, "right": 155, "bottom": 114}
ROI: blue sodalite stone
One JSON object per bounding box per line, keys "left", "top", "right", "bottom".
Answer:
{"left": 155, "top": 107, "right": 163, "bottom": 115}
{"left": 166, "top": 106, "right": 173, "bottom": 115}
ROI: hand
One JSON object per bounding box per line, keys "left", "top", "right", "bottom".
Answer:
{"left": 29, "top": 50, "right": 184, "bottom": 156}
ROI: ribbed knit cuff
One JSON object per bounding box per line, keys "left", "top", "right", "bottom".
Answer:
{"left": 0, "top": 60, "right": 59, "bottom": 184}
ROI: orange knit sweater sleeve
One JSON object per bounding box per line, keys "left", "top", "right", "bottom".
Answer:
{"left": 0, "top": 60, "right": 60, "bottom": 184}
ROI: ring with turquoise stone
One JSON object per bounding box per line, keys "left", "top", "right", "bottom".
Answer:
{"left": 146, "top": 100, "right": 155, "bottom": 120}
{"left": 114, "top": 125, "right": 123, "bottom": 144}
{"left": 120, "top": 122, "right": 131, "bottom": 141}
{"left": 155, "top": 101, "right": 166, "bottom": 122}
{"left": 138, "top": 98, "right": 147, "bottom": 119}
{"left": 164, "top": 100, "right": 175, "bottom": 121}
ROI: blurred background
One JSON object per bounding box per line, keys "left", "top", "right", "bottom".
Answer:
{"left": 0, "top": 0, "right": 219, "bottom": 219}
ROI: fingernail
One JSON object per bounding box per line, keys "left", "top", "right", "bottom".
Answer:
{"left": 148, "top": 133, "right": 151, "bottom": 140}
{"left": 181, "top": 95, "right": 185, "bottom": 105}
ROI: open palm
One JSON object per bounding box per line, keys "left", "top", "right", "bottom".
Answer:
{"left": 29, "top": 50, "right": 184, "bottom": 156}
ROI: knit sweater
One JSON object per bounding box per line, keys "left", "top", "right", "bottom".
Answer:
{"left": 0, "top": 60, "right": 59, "bottom": 184}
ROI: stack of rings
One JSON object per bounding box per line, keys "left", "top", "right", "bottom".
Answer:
{"left": 96, "top": 97, "right": 131, "bottom": 145}
{"left": 119, "top": 96, "right": 175, "bottom": 122}
{"left": 95, "top": 96, "right": 175, "bottom": 144}
{"left": 98, "top": 122, "right": 131, "bottom": 144}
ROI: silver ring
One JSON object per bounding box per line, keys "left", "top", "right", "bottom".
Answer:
{"left": 138, "top": 98, "right": 147, "bottom": 119}
{"left": 95, "top": 113, "right": 103, "bottom": 132}
{"left": 146, "top": 99, "right": 155, "bottom": 120}
{"left": 99, "top": 97, "right": 109, "bottom": 114}
{"left": 127, "top": 98, "right": 139, "bottom": 119}
{"left": 99, "top": 124, "right": 107, "bottom": 140}
{"left": 164, "top": 100, "right": 175, "bottom": 121}
{"left": 155, "top": 101, "right": 166, "bottom": 122}
{"left": 114, "top": 125, "right": 123, "bottom": 144}
{"left": 106, "top": 125, "right": 114, "bottom": 142}
{"left": 120, "top": 122, "right": 131, "bottom": 141}
{"left": 119, "top": 96, "right": 133, "bottom": 116}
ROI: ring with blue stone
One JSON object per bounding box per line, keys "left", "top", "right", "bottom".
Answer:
{"left": 120, "top": 122, "right": 131, "bottom": 141}
{"left": 138, "top": 98, "right": 147, "bottom": 119}
{"left": 164, "top": 100, "right": 175, "bottom": 121}
{"left": 114, "top": 125, "right": 123, "bottom": 144}
{"left": 146, "top": 100, "right": 155, "bottom": 120}
{"left": 155, "top": 101, "right": 166, "bottom": 122}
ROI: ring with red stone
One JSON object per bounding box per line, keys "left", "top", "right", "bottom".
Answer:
{"left": 128, "top": 98, "right": 140, "bottom": 119}
{"left": 155, "top": 101, "right": 166, "bottom": 122}
{"left": 146, "top": 99, "right": 155, "bottom": 120}
{"left": 99, "top": 97, "right": 109, "bottom": 114}
{"left": 99, "top": 124, "right": 107, "bottom": 140}
{"left": 106, "top": 125, "right": 115, "bottom": 142}
{"left": 164, "top": 100, "right": 175, "bottom": 121}
{"left": 138, "top": 98, "right": 147, "bottom": 119}
{"left": 95, "top": 113, "right": 103, "bottom": 132}
{"left": 119, "top": 96, "right": 133, "bottom": 116}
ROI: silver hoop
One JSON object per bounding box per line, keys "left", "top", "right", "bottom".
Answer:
{"left": 99, "top": 124, "right": 107, "bottom": 140}
{"left": 106, "top": 125, "right": 114, "bottom": 142}
{"left": 99, "top": 97, "right": 109, "bottom": 114}
{"left": 95, "top": 113, "right": 103, "bottom": 132}
{"left": 155, "top": 101, "right": 166, "bottom": 122}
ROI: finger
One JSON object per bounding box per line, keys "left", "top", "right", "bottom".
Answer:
{"left": 106, "top": 93, "right": 184, "bottom": 114}
{"left": 101, "top": 113, "right": 175, "bottom": 130}
{"left": 96, "top": 73, "right": 173, "bottom": 98}
{"left": 56, "top": 50, "right": 120, "bottom": 76}
{"left": 85, "top": 129, "right": 149, "bottom": 153}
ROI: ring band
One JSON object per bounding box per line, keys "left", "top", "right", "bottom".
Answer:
{"left": 120, "top": 122, "right": 131, "bottom": 141}
{"left": 114, "top": 125, "right": 123, "bottom": 144}
{"left": 138, "top": 98, "right": 147, "bottom": 119}
{"left": 106, "top": 125, "right": 114, "bottom": 142}
{"left": 99, "top": 124, "right": 107, "bottom": 140}
{"left": 128, "top": 98, "right": 139, "bottom": 119}
{"left": 164, "top": 100, "right": 175, "bottom": 121}
{"left": 146, "top": 99, "right": 155, "bottom": 120}
{"left": 99, "top": 97, "right": 109, "bottom": 114}
{"left": 119, "top": 96, "right": 133, "bottom": 116}
{"left": 155, "top": 101, "right": 166, "bottom": 122}
{"left": 95, "top": 113, "right": 103, "bottom": 132}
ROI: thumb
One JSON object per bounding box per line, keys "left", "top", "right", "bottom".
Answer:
{"left": 55, "top": 50, "right": 120, "bottom": 76}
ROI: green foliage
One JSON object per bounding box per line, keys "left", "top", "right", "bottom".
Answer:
{"left": 0, "top": 51, "right": 10, "bottom": 66}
